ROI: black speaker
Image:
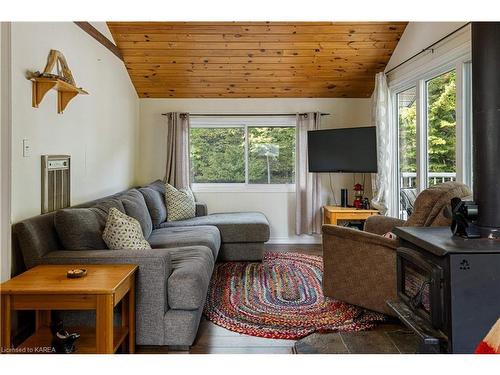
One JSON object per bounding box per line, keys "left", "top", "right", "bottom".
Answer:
{"left": 341, "top": 189, "right": 348, "bottom": 207}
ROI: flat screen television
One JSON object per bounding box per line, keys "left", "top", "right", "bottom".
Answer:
{"left": 307, "top": 126, "right": 378, "bottom": 173}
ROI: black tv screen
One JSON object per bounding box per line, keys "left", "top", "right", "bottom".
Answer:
{"left": 307, "top": 126, "right": 378, "bottom": 173}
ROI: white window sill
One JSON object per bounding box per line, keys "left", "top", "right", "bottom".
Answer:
{"left": 191, "top": 183, "right": 296, "bottom": 193}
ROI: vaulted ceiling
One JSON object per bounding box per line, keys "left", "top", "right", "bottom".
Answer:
{"left": 107, "top": 22, "right": 407, "bottom": 98}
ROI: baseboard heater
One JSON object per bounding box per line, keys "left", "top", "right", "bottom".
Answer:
{"left": 41, "top": 155, "right": 71, "bottom": 213}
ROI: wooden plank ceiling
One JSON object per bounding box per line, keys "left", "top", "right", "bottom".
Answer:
{"left": 107, "top": 22, "right": 407, "bottom": 98}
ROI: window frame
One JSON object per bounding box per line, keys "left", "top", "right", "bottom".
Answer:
{"left": 189, "top": 116, "right": 296, "bottom": 193}
{"left": 388, "top": 27, "right": 472, "bottom": 217}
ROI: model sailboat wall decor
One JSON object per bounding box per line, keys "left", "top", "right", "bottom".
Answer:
{"left": 27, "top": 49, "right": 88, "bottom": 113}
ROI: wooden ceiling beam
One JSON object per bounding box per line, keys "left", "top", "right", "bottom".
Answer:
{"left": 75, "top": 22, "right": 123, "bottom": 60}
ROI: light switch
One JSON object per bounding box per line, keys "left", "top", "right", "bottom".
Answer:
{"left": 23, "top": 139, "right": 31, "bottom": 157}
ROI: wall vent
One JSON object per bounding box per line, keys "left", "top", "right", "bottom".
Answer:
{"left": 41, "top": 155, "right": 71, "bottom": 213}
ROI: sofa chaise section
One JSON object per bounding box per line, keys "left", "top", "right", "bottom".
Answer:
{"left": 158, "top": 212, "right": 270, "bottom": 261}
{"left": 148, "top": 226, "right": 221, "bottom": 259}
{"left": 142, "top": 179, "right": 270, "bottom": 261}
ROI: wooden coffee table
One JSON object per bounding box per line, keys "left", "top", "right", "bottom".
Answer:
{"left": 323, "top": 206, "right": 379, "bottom": 225}
{"left": 0, "top": 264, "right": 137, "bottom": 354}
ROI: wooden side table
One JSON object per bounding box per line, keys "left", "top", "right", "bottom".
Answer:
{"left": 323, "top": 206, "right": 379, "bottom": 226}
{"left": 0, "top": 264, "right": 137, "bottom": 354}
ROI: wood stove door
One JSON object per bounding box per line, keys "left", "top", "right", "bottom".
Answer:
{"left": 397, "top": 247, "right": 445, "bottom": 329}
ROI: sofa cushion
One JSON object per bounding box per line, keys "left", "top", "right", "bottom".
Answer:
{"left": 139, "top": 187, "right": 167, "bottom": 228}
{"left": 158, "top": 212, "right": 270, "bottom": 243}
{"left": 120, "top": 189, "right": 153, "bottom": 238}
{"left": 167, "top": 246, "right": 214, "bottom": 310}
{"left": 146, "top": 180, "right": 166, "bottom": 194}
{"left": 54, "top": 199, "right": 125, "bottom": 250}
{"left": 218, "top": 242, "right": 265, "bottom": 262}
{"left": 165, "top": 183, "right": 196, "bottom": 222}
{"left": 103, "top": 208, "right": 151, "bottom": 250}
{"left": 93, "top": 198, "right": 126, "bottom": 221}
{"left": 148, "top": 226, "right": 220, "bottom": 259}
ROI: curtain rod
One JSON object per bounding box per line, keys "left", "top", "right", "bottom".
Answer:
{"left": 161, "top": 112, "right": 330, "bottom": 117}
{"left": 385, "top": 22, "right": 471, "bottom": 75}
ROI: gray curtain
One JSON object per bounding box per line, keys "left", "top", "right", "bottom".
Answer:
{"left": 295, "top": 112, "right": 322, "bottom": 235}
{"left": 164, "top": 112, "right": 190, "bottom": 189}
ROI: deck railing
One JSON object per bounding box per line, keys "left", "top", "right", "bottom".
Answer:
{"left": 400, "top": 172, "right": 456, "bottom": 189}
{"left": 399, "top": 172, "right": 456, "bottom": 219}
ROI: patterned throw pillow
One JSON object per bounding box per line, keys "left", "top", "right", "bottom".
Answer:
{"left": 165, "top": 183, "right": 196, "bottom": 221}
{"left": 102, "top": 208, "right": 151, "bottom": 250}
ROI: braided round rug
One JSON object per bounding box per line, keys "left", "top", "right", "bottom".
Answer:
{"left": 204, "top": 252, "right": 386, "bottom": 340}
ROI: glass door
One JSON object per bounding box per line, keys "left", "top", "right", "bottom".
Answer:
{"left": 426, "top": 70, "right": 457, "bottom": 187}
{"left": 397, "top": 87, "right": 417, "bottom": 219}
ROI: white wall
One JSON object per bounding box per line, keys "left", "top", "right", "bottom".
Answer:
{"left": 385, "top": 22, "right": 467, "bottom": 72}
{"left": 138, "top": 98, "right": 372, "bottom": 242}
{"left": 0, "top": 22, "right": 12, "bottom": 281}
{"left": 10, "top": 22, "right": 139, "bottom": 223}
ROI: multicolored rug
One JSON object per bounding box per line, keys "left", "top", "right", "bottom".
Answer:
{"left": 204, "top": 252, "right": 386, "bottom": 340}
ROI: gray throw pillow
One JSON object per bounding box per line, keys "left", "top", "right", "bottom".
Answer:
{"left": 120, "top": 189, "right": 153, "bottom": 239}
{"left": 139, "top": 187, "right": 167, "bottom": 228}
{"left": 54, "top": 199, "right": 125, "bottom": 250}
{"left": 55, "top": 208, "right": 107, "bottom": 250}
{"left": 147, "top": 180, "right": 166, "bottom": 194}
{"left": 91, "top": 199, "right": 126, "bottom": 225}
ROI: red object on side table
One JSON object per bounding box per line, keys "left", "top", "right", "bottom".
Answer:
{"left": 353, "top": 183, "right": 364, "bottom": 209}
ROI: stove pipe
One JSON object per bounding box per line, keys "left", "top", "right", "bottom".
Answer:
{"left": 472, "top": 22, "right": 500, "bottom": 232}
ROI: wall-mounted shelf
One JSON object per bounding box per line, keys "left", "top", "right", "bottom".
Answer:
{"left": 31, "top": 77, "right": 88, "bottom": 114}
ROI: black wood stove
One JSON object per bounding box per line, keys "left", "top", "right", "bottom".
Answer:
{"left": 390, "top": 227, "right": 500, "bottom": 353}
{"left": 388, "top": 22, "right": 500, "bottom": 354}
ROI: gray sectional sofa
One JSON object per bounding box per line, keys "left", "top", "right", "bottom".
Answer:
{"left": 12, "top": 180, "right": 270, "bottom": 347}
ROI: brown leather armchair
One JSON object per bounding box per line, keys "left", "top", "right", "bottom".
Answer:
{"left": 322, "top": 182, "right": 472, "bottom": 316}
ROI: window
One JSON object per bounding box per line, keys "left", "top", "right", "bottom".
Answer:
{"left": 190, "top": 127, "right": 245, "bottom": 183}
{"left": 426, "top": 70, "right": 457, "bottom": 187}
{"left": 189, "top": 117, "right": 296, "bottom": 191}
{"left": 389, "top": 33, "right": 471, "bottom": 218}
{"left": 393, "top": 67, "right": 472, "bottom": 217}
{"left": 248, "top": 127, "right": 295, "bottom": 184}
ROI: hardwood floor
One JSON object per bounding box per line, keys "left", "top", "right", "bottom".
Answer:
{"left": 294, "top": 323, "right": 419, "bottom": 354}
{"left": 265, "top": 243, "right": 323, "bottom": 256}
{"left": 137, "top": 244, "right": 418, "bottom": 354}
